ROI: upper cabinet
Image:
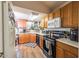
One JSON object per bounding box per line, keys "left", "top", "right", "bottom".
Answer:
{"left": 72, "top": 2, "right": 78, "bottom": 28}
{"left": 40, "top": 2, "right": 78, "bottom": 28}
{"left": 61, "top": 3, "right": 72, "bottom": 27}
{"left": 61, "top": 2, "right": 78, "bottom": 28}
{"left": 48, "top": 12, "right": 54, "bottom": 20}
{"left": 53, "top": 9, "right": 60, "bottom": 18}
{"left": 44, "top": 15, "right": 48, "bottom": 28}
{"left": 40, "top": 18, "right": 45, "bottom": 28}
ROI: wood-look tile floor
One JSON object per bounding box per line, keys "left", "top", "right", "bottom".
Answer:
{"left": 16, "top": 44, "right": 46, "bottom": 58}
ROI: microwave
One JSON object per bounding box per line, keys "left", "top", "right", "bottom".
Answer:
{"left": 48, "top": 17, "right": 61, "bottom": 28}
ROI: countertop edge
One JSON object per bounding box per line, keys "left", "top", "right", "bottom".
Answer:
{"left": 56, "top": 38, "right": 79, "bottom": 49}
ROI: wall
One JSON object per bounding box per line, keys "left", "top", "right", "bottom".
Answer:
{"left": 16, "top": 20, "right": 26, "bottom": 28}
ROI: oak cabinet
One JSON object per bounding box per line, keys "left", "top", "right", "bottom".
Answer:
{"left": 39, "top": 35, "right": 44, "bottom": 49}
{"left": 19, "top": 34, "right": 36, "bottom": 44}
{"left": 56, "top": 46, "right": 64, "bottom": 58}
{"left": 44, "top": 16, "right": 48, "bottom": 28}
{"left": 30, "top": 34, "right": 36, "bottom": 43}
{"left": 53, "top": 9, "right": 60, "bottom": 18}
{"left": 72, "top": 2, "right": 78, "bottom": 28}
{"left": 64, "top": 50, "right": 77, "bottom": 58}
{"left": 48, "top": 13, "right": 54, "bottom": 20}
{"left": 40, "top": 19, "right": 45, "bottom": 28}
{"left": 61, "top": 3, "right": 72, "bottom": 27}
{"left": 19, "top": 34, "right": 30, "bottom": 44}
{"left": 56, "top": 41, "right": 78, "bottom": 58}
{"left": 60, "top": 2, "right": 78, "bottom": 28}
{"left": 41, "top": 2, "right": 78, "bottom": 28}
{"left": 40, "top": 15, "right": 48, "bottom": 28}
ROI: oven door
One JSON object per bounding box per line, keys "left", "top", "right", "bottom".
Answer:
{"left": 43, "top": 37, "right": 56, "bottom": 57}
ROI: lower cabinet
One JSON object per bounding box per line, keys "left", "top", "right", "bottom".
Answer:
{"left": 56, "top": 46, "right": 64, "bottom": 58}
{"left": 39, "top": 35, "right": 44, "bottom": 49}
{"left": 64, "top": 50, "right": 77, "bottom": 58}
{"left": 19, "top": 34, "right": 30, "bottom": 44}
{"left": 30, "top": 34, "right": 36, "bottom": 43}
{"left": 56, "top": 41, "right": 78, "bottom": 58}
{"left": 19, "top": 34, "right": 36, "bottom": 44}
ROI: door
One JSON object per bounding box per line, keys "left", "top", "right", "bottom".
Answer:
{"left": 56, "top": 47, "right": 64, "bottom": 58}
{"left": 30, "top": 34, "right": 36, "bottom": 43}
{"left": 39, "top": 35, "right": 44, "bottom": 49}
{"left": 0, "top": 2, "right": 3, "bottom": 57}
{"left": 72, "top": 2, "right": 78, "bottom": 27}
{"left": 64, "top": 50, "right": 77, "bottom": 58}
{"left": 3, "top": 2, "right": 16, "bottom": 57}
{"left": 63, "top": 3, "right": 72, "bottom": 27}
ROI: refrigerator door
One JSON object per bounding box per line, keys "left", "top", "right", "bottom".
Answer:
{"left": 0, "top": 2, "right": 3, "bottom": 58}
{"left": 3, "top": 2, "right": 16, "bottom": 58}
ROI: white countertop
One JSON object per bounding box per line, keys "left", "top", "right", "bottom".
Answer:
{"left": 17, "top": 32, "right": 47, "bottom": 36}
{"left": 56, "top": 38, "right": 79, "bottom": 48}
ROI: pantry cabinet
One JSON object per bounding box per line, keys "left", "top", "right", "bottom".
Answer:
{"left": 56, "top": 41, "right": 78, "bottom": 58}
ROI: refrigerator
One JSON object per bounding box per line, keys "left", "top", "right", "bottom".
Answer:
{"left": 0, "top": 1, "right": 16, "bottom": 58}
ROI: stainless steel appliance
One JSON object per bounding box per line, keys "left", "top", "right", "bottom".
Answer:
{"left": 42, "top": 28, "right": 71, "bottom": 58}
{"left": 43, "top": 37, "right": 56, "bottom": 58}
{"left": 36, "top": 34, "right": 40, "bottom": 46}
{"left": 70, "top": 28, "right": 78, "bottom": 42}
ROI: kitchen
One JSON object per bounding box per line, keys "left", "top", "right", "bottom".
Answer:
{"left": 0, "top": 1, "right": 79, "bottom": 58}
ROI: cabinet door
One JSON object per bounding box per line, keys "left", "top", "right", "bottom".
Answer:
{"left": 72, "top": 2, "right": 78, "bottom": 28}
{"left": 64, "top": 50, "right": 77, "bottom": 58}
{"left": 44, "top": 16, "right": 48, "bottom": 28}
{"left": 63, "top": 3, "right": 72, "bottom": 27}
{"left": 40, "top": 19, "right": 44, "bottom": 28}
{"left": 53, "top": 9, "right": 60, "bottom": 18}
{"left": 48, "top": 13, "right": 54, "bottom": 20}
{"left": 39, "top": 36, "right": 44, "bottom": 49}
{"left": 67, "top": 3, "right": 72, "bottom": 27}
{"left": 30, "top": 34, "right": 36, "bottom": 43}
{"left": 56, "top": 47, "right": 64, "bottom": 58}
{"left": 60, "top": 7, "right": 64, "bottom": 27}
{"left": 19, "top": 34, "right": 30, "bottom": 44}
{"left": 78, "top": 2, "right": 79, "bottom": 28}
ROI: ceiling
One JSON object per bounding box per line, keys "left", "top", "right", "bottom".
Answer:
{"left": 13, "top": 6, "right": 47, "bottom": 22}
{"left": 12, "top": 1, "right": 70, "bottom": 22}
{"left": 12, "top": 1, "right": 68, "bottom": 14}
